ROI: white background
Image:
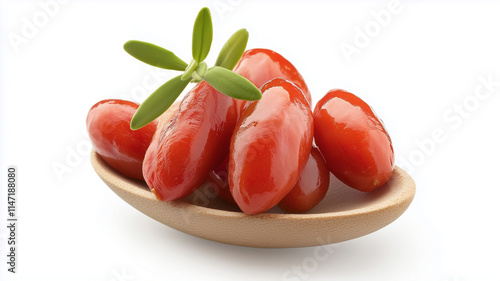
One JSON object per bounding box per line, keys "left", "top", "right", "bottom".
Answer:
{"left": 1, "top": 0, "right": 500, "bottom": 280}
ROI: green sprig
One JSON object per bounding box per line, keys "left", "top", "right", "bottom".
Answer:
{"left": 123, "top": 40, "right": 187, "bottom": 71}
{"left": 205, "top": 67, "right": 261, "bottom": 101}
{"left": 130, "top": 75, "right": 190, "bottom": 130}
{"left": 124, "top": 7, "right": 260, "bottom": 130}
{"left": 192, "top": 7, "right": 213, "bottom": 63}
{"left": 215, "top": 28, "right": 249, "bottom": 70}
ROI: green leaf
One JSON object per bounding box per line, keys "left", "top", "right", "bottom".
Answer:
{"left": 181, "top": 59, "right": 198, "bottom": 81}
{"left": 124, "top": 40, "right": 188, "bottom": 71}
{"left": 192, "top": 7, "right": 213, "bottom": 62}
{"left": 204, "top": 66, "right": 262, "bottom": 101}
{"left": 130, "top": 74, "right": 189, "bottom": 130}
{"left": 215, "top": 29, "right": 249, "bottom": 70}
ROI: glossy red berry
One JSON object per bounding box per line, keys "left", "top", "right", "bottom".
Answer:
{"left": 313, "top": 89, "right": 394, "bottom": 192}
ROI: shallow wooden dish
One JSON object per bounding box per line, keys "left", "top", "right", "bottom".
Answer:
{"left": 91, "top": 150, "right": 415, "bottom": 248}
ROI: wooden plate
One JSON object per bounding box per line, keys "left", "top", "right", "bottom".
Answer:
{"left": 91, "top": 150, "right": 415, "bottom": 248}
